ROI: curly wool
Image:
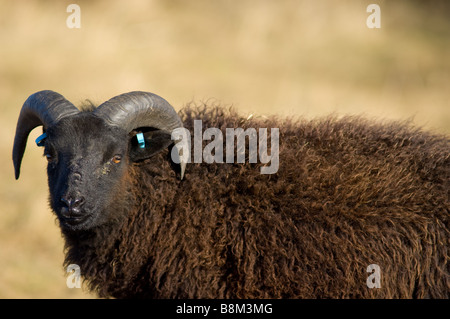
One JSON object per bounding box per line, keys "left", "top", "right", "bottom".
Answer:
{"left": 62, "top": 104, "right": 449, "bottom": 298}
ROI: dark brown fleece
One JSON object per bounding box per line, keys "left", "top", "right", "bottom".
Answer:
{"left": 63, "top": 104, "right": 449, "bottom": 298}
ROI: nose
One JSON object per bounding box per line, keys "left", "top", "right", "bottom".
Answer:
{"left": 61, "top": 196, "right": 85, "bottom": 215}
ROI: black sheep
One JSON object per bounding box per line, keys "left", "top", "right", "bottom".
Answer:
{"left": 13, "top": 90, "right": 449, "bottom": 298}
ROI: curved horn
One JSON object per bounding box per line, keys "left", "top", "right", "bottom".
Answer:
{"left": 12, "top": 90, "right": 80, "bottom": 179}
{"left": 94, "top": 91, "right": 186, "bottom": 179}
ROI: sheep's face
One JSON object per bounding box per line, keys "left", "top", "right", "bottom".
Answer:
{"left": 44, "top": 113, "right": 131, "bottom": 232}
{"left": 43, "top": 112, "right": 175, "bottom": 232}
{"left": 14, "top": 91, "right": 183, "bottom": 233}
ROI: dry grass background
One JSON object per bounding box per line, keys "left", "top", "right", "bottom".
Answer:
{"left": 0, "top": 0, "right": 448, "bottom": 298}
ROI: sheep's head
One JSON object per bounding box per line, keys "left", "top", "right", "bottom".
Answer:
{"left": 12, "top": 91, "right": 186, "bottom": 232}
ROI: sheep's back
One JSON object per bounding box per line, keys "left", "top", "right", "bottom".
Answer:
{"left": 130, "top": 105, "right": 449, "bottom": 298}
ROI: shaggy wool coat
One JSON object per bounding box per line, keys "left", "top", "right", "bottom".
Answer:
{"left": 62, "top": 105, "right": 449, "bottom": 298}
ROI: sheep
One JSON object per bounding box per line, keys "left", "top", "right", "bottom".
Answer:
{"left": 12, "top": 90, "right": 449, "bottom": 299}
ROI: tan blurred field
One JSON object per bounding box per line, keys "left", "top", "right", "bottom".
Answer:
{"left": 0, "top": 0, "right": 449, "bottom": 298}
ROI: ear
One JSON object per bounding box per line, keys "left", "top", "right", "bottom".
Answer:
{"left": 129, "top": 130, "right": 174, "bottom": 162}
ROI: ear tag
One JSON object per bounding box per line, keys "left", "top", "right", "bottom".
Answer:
{"left": 35, "top": 133, "right": 47, "bottom": 147}
{"left": 136, "top": 132, "right": 146, "bottom": 149}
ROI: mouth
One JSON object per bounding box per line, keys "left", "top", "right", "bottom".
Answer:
{"left": 58, "top": 208, "right": 93, "bottom": 230}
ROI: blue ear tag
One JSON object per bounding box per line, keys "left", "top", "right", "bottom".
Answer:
{"left": 35, "top": 133, "right": 47, "bottom": 147}
{"left": 136, "top": 132, "right": 146, "bottom": 149}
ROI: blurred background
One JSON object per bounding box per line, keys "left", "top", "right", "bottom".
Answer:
{"left": 0, "top": 0, "right": 449, "bottom": 298}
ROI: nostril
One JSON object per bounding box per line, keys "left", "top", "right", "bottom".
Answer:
{"left": 72, "top": 197, "right": 85, "bottom": 207}
{"left": 61, "top": 197, "right": 71, "bottom": 208}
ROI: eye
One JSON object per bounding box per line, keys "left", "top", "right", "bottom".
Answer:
{"left": 44, "top": 152, "right": 55, "bottom": 162}
{"left": 111, "top": 155, "right": 122, "bottom": 164}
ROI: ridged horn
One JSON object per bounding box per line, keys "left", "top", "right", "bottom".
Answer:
{"left": 12, "top": 90, "right": 80, "bottom": 179}
{"left": 93, "top": 91, "right": 186, "bottom": 179}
